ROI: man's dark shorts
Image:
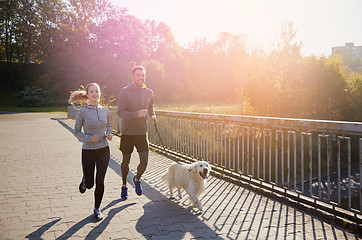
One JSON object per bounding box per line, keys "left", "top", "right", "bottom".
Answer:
{"left": 120, "top": 134, "right": 149, "bottom": 154}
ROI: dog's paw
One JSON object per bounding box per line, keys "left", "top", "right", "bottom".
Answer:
{"left": 169, "top": 196, "right": 175, "bottom": 199}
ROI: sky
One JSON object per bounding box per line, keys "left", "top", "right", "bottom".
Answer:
{"left": 110, "top": 0, "right": 362, "bottom": 56}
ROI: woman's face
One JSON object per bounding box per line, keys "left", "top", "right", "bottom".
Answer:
{"left": 87, "top": 85, "right": 101, "bottom": 104}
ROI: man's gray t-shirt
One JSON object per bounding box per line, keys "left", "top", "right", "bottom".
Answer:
{"left": 117, "top": 84, "right": 155, "bottom": 135}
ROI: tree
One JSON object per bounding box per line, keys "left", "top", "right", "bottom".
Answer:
{"left": 0, "top": 0, "right": 19, "bottom": 62}
{"left": 242, "top": 21, "right": 305, "bottom": 117}
{"left": 300, "top": 56, "right": 348, "bottom": 120}
{"left": 241, "top": 22, "right": 352, "bottom": 121}
{"left": 337, "top": 72, "right": 362, "bottom": 121}
{"left": 183, "top": 33, "right": 248, "bottom": 103}
{"left": 36, "top": 0, "right": 69, "bottom": 63}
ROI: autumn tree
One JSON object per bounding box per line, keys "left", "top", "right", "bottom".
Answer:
{"left": 184, "top": 32, "right": 248, "bottom": 103}
{"left": 242, "top": 22, "right": 352, "bottom": 120}
{"left": 242, "top": 22, "right": 304, "bottom": 117}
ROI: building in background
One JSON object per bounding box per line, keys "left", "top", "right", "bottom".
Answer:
{"left": 332, "top": 43, "right": 362, "bottom": 58}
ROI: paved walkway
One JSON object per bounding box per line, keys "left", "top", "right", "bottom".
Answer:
{"left": 0, "top": 112, "right": 360, "bottom": 239}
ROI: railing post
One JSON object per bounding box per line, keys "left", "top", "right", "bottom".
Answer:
{"left": 275, "top": 130, "right": 279, "bottom": 185}
{"left": 337, "top": 136, "right": 342, "bottom": 205}
{"left": 347, "top": 137, "right": 351, "bottom": 210}
{"left": 318, "top": 134, "right": 322, "bottom": 199}
{"left": 237, "top": 125, "right": 240, "bottom": 173}
{"left": 252, "top": 127, "right": 255, "bottom": 177}
{"left": 360, "top": 138, "right": 362, "bottom": 214}
{"left": 309, "top": 133, "right": 313, "bottom": 197}
{"left": 257, "top": 128, "right": 260, "bottom": 179}
{"left": 269, "top": 130, "right": 272, "bottom": 183}
{"left": 293, "top": 132, "right": 297, "bottom": 191}
{"left": 247, "top": 127, "right": 250, "bottom": 176}
{"left": 327, "top": 135, "right": 331, "bottom": 202}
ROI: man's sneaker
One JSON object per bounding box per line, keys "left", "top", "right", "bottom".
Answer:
{"left": 79, "top": 177, "right": 86, "bottom": 194}
{"left": 94, "top": 208, "right": 103, "bottom": 221}
{"left": 121, "top": 186, "right": 128, "bottom": 200}
{"left": 133, "top": 176, "right": 142, "bottom": 196}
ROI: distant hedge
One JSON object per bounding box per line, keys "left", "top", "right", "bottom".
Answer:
{"left": 0, "top": 63, "right": 67, "bottom": 106}
{"left": 0, "top": 62, "right": 46, "bottom": 92}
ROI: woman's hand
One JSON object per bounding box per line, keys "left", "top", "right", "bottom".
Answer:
{"left": 106, "top": 134, "right": 112, "bottom": 141}
{"left": 91, "top": 135, "right": 99, "bottom": 142}
{"left": 137, "top": 109, "right": 148, "bottom": 118}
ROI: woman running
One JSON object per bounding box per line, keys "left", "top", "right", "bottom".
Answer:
{"left": 68, "top": 83, "right": 112, "bottom": 221}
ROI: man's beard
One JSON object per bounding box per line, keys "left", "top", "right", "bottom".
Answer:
{"left": 135, "top": 80, "right": 144, "bottom": 87}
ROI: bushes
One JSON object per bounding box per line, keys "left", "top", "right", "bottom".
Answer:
{"left": 17, "top": 87, "right": 55, "bottom": 107}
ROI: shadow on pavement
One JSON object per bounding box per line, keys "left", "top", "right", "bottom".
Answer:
{"left": 56, "top": 199, "right": 135, "bottom": 240}
{"left": 51, "top": 118, "right": 75, "bottom": 135}
{"left": 109, "top": 156, "right": 224, "bottom": 239}
{"left": 84, "top": 202, "right": 135, "bottom": 239}
{"left": 26, "top": 199, "right": 135, "bottom": 240}
{"left": 25, "top": 218, "right": 61, "bottom": 239}
{"left": 0, "top": 111, "right": 23, "bottom": 114}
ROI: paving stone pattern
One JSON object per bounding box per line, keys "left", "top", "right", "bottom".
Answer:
{"left": 0, "top": 112, "right": 360, "bottom": 239}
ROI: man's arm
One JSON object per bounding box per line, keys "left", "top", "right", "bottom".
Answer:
{"left": 117, "top": 88, "right": 139, "bottom": 119}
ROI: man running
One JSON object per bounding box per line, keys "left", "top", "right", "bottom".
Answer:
{"left": 117, "top": 66, "right": 156, "bottom": 200}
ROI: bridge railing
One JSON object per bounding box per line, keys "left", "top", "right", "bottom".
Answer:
{"left": 69, "top": 106, "right": 362, "bottom": 222}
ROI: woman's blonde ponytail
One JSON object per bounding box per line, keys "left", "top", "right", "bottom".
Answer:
{"left": 68, "top": 90, "right": 88, "bottom": 104}
{"left": 68, "top": 83, "right": 100, "bottom": 104}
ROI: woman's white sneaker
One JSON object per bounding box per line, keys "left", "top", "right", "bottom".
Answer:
{"left": 94, "top": 208, "right": 103, "bottom": 221}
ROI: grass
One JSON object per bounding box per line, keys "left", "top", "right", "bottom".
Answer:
{"left": 0, "top": 89, "right": 242, "bottom": 116}
{"left": 155, "top": 102, "right": 244, "bottom": 115}
{"left": 0, "top": 105, "right": 68, "bottom": 115}
{"left": 0, "top": 90, "right": 68, "bottom": 115}
{"left": 1, "top": 101, "right": 242, "bottom": 117}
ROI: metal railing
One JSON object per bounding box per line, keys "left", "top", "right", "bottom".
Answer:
{"left": 69, "top": 106, "right": 362, "bottom": 223}
{"left": 145, "top": 111, "right": 362, "bottom": 223}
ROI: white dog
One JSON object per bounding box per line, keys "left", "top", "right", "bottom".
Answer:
{"left": 161, "top": 161, "right": 211, "bottom": 211}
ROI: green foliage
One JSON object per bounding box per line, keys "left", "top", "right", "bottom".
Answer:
{"left": 338, "top": 54, "right": 362, "bottom": 73}
{"left": 0, "top": 105, "right": 68, "bottom": 113}
{"left": 17, "top": 86, "right": 55, "bottom": 107}
{"left": 241, "top": 22, "right": 361, "bottom": 121}
{"left": 156, "top": 102, "right": 242, "bottom": 115}
{"left": 342, "top": 72, "right": 362, "bottom": 121}
{"left": 1, "top": 1, "right": 362, "bottom": 121}
{"left": 0, "top": 62, "right": 46, "bottom": 91}
{"left": 99, "top": 85, "right": 116, "bottom": 107}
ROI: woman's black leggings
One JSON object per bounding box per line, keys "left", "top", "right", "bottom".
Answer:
{"left": 82, "top": 146, "right": 110, "bottom": 209}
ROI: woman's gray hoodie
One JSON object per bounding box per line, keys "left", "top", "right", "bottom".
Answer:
{"left": 74, "top": 105, "right": 112, "bottom": 150}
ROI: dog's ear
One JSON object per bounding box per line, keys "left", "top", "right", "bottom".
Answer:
{"left": 207, "top": 163, "right": 211, "bottom": 170}
{"left": 189, "top": 162, "right": 198, "bottom": 172}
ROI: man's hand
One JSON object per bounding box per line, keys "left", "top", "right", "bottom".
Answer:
{"left": 151, "top": 116, "right": 156, "bottom": 125}
{"left": 137, "top": 109, "right": 148, "bottom": 118}
{"left": 91, "top": 134, "right": 99, "bottom": 142}
{"left": 106, "top": 134, "right": 112, "bottom": 141}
